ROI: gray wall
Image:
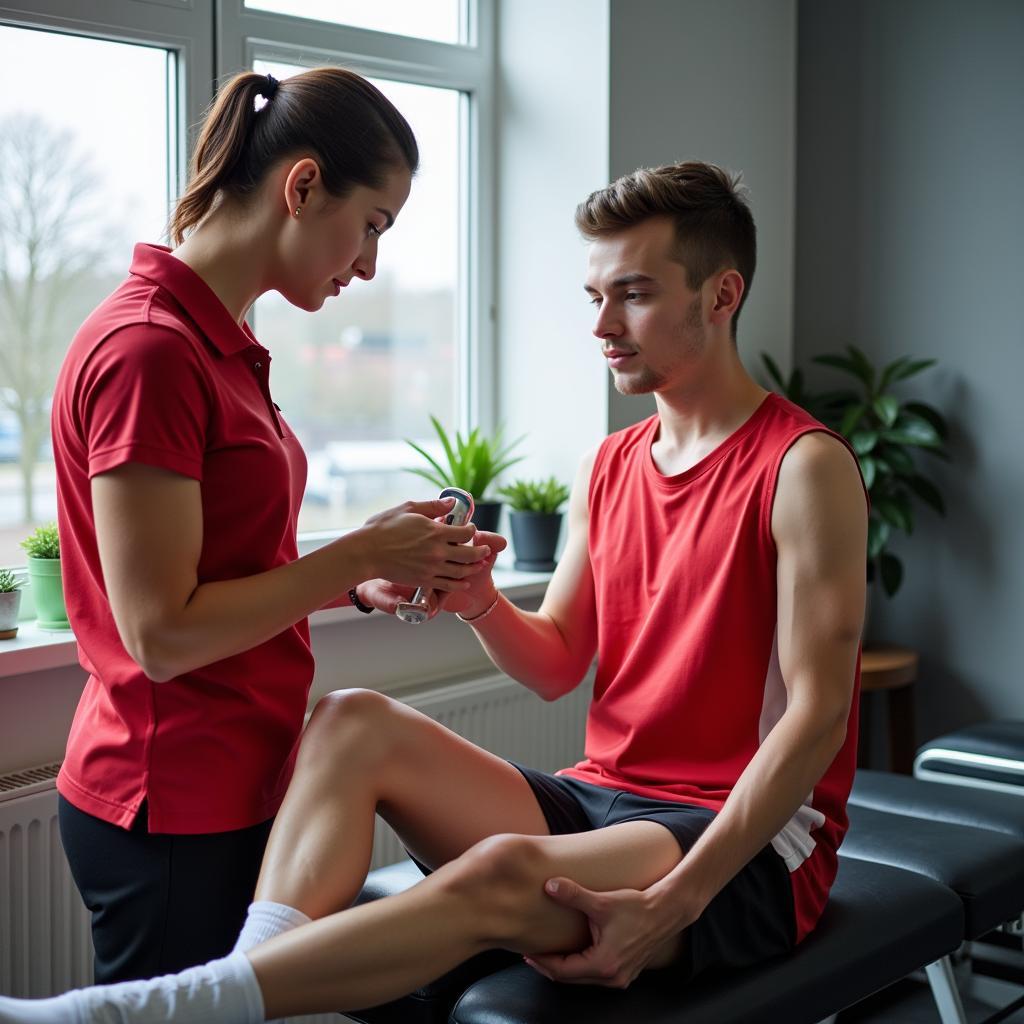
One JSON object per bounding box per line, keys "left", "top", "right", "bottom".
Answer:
{"left": 796, "top": 0, "right": 1024, "bottom": 737}
{"left": 607, "top": 0, "right": 798, "bottom": 431}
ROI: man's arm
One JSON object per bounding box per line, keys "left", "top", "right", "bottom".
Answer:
{"left": 452, "top": 447, "right": 600, "bottom": 701}
{"left": 532, "top": 432, "right": 867, "bottom": 983}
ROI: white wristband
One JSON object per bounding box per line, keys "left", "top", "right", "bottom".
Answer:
{"left": 457, "top": 593, "right": 501, "bottom": 625}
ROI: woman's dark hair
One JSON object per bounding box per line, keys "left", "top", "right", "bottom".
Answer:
{"left": 169, "top": 67, "right": 418, "bottom": 244}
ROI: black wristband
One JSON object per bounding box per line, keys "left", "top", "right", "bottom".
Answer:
{"left": 348, "top": 586, "right": 374, "bottom": 614}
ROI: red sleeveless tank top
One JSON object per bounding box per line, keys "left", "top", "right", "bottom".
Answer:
{"left": 559, "top": 393, "right": 863, "bottom": 940}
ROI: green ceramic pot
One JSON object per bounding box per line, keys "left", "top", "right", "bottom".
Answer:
{"left": 26, "top": 557, "right": 70, "bottom": 630}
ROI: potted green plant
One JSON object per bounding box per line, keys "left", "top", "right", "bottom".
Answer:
{"left": 498, "top": 476, "right": 571, "bottom": 571}
{"left": 21, "top": 522, "right": 70, "bottom": 630}
{"left": 0, "top": 568, "right": 23, "bottom": 639}
{"left": 405, "top": 416, "right": 525, "bottom": 532}
{"left": 761, "top": 347, "right": 950, "bottom": 598}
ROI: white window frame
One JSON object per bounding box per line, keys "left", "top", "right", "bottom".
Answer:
{"left": 0, "top": 0, "right": 213, "bottom": 197}
{"left": 0, "top": 0, "right": 497, "bottom": 550}
{"left": 217, "top": 0, "right": 495, "bottom": 441}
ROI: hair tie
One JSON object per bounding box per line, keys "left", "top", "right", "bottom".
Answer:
{"left": 261, "top": 73, "right": 279, "bottom": 101}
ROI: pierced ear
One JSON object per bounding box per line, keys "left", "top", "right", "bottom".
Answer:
{"left": 284, "top": 157, "right": 322, "bottom": 215}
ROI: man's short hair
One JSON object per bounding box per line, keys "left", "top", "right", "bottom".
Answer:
{"left": 575, "top": 161, "right": 756, "bottom": 336}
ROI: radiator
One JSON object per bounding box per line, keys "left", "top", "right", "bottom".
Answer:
{"left": 0, "top": 671, "right": 589, "bottom": 1011}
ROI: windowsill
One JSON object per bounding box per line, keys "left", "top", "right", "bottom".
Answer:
{"left": 0, "top": 562, "right": 552, "bottom": 680}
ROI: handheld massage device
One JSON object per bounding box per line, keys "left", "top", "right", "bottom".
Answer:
{"left": 395, "top": 486, "right": 475, "bottom": 625}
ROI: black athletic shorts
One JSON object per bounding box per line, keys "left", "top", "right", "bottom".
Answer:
{"left": 512, "top": 763, "right": 797, "bottom": 982}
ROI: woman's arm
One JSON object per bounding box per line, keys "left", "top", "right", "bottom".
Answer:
{"left": 92, "top": 463, "right": 487, "bottom": 682}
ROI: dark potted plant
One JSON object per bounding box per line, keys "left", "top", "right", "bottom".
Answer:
{"left": 498, "top": 476, "right": 571, "bottom": 571}
{"left": 761, "top": 346, "right": 950, "bottom": 598}
{"left": 405, "top": 416, "right": 525, "bottom": 532}
{"left": 21, "top": 522, "right": 70, "bottom": 630}
{"left": 0, "top": 568, "right": 24, "bottom": 639}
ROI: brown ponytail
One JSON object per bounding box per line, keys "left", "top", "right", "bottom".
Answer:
{"left": 168, "top": 67, "right": 419, "bottom": 245}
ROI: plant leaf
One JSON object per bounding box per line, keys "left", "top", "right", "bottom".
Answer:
{"left": 890, "top": 358, "right": 936, "bottom": 382}
{"left": 405, "top": 440, "right": 451, "bottom": 486}
{"left": 846, "top": 345, "right": 876, "bottom": 392}
{"left": 903, "top": 401, "right": 949, "bottom": 440}
{"left": 868, "top": 517, "right": 891, "bottom": 559}
{"left": 813, "top": 353, "right": 866, "bottom": 383}
{"left": 878, "top": 357, "right": 911, "bottom": 393}
{"left": 876, "top": 497, "right": 912, "bottom": 534}
{"left": 860, "top": 454, "right": 877, "bottom": 490}
{"left": 877, "top": 443, "right": 915, "bottom": 475}
{"left": 879, "top": 551, "right": 903, "bottom": 596}
{"left": 850, "top": 429, "right": 879, "bottom": 455}
{"left": 760, "top": 352, "right": 786, "bottom": 392}
{"left": 838, "top": 403, "right": 867, "bottom": 437}
{"left": 873, "top": 394, "right": 899, "bottom": 428}
{"left": 405, "top": 465, "right": 448, "bottom": 489}
{"left": 883, "top": 417, "right": 941, "bottom": 447}
{"left": 905, "top": 474, "right": 946, "bottom": 515}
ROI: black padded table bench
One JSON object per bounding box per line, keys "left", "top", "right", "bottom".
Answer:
{"left": 852, "top": 767, "right": 1024, "bottom": 841}
{"left": 847, "top": 768, "right": 1024, "bottom": 1022}
{"left": 914, "top": 721, "right": 1024, "bottom": 796}
{"left": 841, "top": 801, "right": 1024, "bottom": 939}
{"left": 347, "top": 856, "right": 963, "bottom": 1024}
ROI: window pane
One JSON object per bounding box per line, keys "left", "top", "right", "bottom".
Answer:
{"left": 246, "top": 0, "right": 464, "bottom": 45}
{"left": 253, "top": 61, "right": 461, "bottom": 532}
{"left": 0, "top": 26, "right": 171, "bottom": 569}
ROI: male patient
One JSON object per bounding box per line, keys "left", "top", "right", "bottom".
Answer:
{"left": 0, "top": 161, "right": 867, "bottom": 1023}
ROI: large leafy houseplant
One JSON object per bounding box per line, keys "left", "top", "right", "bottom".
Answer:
{"left": 761, "top": 347, "right": 950, "bottom": 597}
{"left": 405, "top": 416, "right": 525, "bottom": 500}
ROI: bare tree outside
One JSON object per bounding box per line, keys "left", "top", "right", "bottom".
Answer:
{"left": 0, "top": 113, "right": 105, "bottom": 522}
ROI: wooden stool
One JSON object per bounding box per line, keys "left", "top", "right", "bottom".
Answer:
{"left": 859, "top": 648, "right": 919, "bottom": 774}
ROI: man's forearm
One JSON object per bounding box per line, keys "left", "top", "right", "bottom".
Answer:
{"left": 463, "top": 593, "right": 590, "bottom": 701}
{"left": 648, "top": 697, "right": 849, "bottom": 918}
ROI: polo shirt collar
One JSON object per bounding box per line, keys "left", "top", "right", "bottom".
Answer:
{"left": 129, "top": 243, "right": 264, "bottom": 356}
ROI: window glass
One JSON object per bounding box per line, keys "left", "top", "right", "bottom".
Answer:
{"left": 245, "top": 0, "right": 464, "bottom": 45}
{"left": 0, "top": 25, "right": 171, "bottom": 567}
{"left": 253, "top": 60, "right": 461, "bottom": 531}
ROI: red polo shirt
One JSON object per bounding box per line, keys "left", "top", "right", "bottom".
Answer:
{"left": 52, "top": 243, "right": 313, "bottom": 834}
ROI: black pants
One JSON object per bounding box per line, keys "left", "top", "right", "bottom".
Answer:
{"left": 58, "top": 795, "right": 273, "bottom": 984}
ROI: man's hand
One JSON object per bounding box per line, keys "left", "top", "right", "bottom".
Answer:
{"left": 523, "top": 877, "right": 696, "bottom": 989}
{"left": 437, "top": 530, "right": 507, "bottom": 617}
{"left": 355, "top": 529, "right": 504, "bottom": 617}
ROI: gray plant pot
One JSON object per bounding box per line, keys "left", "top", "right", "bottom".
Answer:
{"left": 471, "top": 501, "right": 503, "bottom": 533}
{"left": 509, "top": 511, "right": 564, "bottom": 572}
{"left": 0, "top": 589, "right": 23, "bottom": 639}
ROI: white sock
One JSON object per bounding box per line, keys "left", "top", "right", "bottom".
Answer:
{"left": 233, "top": 899, "right": 312, "bottom": 953}
{"left": 0, "top": 951, "right": 264, "bottom": 1024}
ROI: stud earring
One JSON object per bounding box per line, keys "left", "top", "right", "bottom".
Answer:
{"left": 294, "top": 207, "right": 301, "bottom": 217}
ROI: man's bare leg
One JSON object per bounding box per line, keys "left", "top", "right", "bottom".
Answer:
{"left": 250, "top": 819, "right": 685, "bottom": 1017}
{"left": 253, "top": 686, "right": 554, "bottom": 917}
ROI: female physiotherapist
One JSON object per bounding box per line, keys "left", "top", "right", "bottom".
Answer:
{"left": 48, "top": 66, "right": 494, "bottom": 984}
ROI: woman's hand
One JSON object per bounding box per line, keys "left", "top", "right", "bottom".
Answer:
{"left": 360, "top": 497, "right": 489, "bottom": 592}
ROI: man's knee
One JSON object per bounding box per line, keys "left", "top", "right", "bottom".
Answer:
{"left": 303, "top": 688, "right": 401, "bottom": 766}
{"left": 441, "top": 833, "right": 550, "bottom": 943}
